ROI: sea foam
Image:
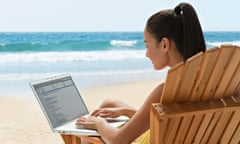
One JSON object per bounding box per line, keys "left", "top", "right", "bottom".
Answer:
{"left": 0, "top": 50, "right": 146, "bottom": 64}
{"left": 110, "top": 40, "right": 137, "bottom": 47}
{"left": 0, "top": 69, "right": 159, "bottom": 81}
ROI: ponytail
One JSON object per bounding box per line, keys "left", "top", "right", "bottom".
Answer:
{"left": 174, "top": 3, "right": 206, "bottom": 60}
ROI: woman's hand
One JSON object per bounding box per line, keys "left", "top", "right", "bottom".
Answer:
{"left": 76, "top": 116, "right": 106, "bottom": 130}
{"left": 91, "top": 107, "right": 124, "bottom": 118}
{"left": 91, "top": 107, "right": 136, "bottom": 118}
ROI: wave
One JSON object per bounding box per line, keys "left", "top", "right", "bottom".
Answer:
{"left": 0, "top": 40, "right": 142, "bottom": 52}
{"left": 110, "top": 40, "right": 137, "bottom": 47}
{"left": 0, "top": 69, "right": 158, "bottom": 81}
{"left": 2, "top": 32, "right": 240, "bottom": 52}
{"left": 0, "top": 50, "right": 146, "bottom": 64}
{"left": 2, "top": 40, "right": 239, "bottom": 64}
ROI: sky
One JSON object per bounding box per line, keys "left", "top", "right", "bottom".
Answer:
{"left": 0, "top": 0, "right": 239, "bottom": 32}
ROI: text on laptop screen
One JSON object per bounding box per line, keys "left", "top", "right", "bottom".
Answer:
{"left": 33, "top": 76, "right": 88, "bottom": 128}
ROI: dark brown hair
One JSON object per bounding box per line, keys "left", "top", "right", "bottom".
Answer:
{"left": 146, "top": 2, "right": 206, "bottom": 60}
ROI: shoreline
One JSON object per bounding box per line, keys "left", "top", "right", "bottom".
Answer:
{"left": 0, "top": 78, "right": 163, "bottom": 144}
{"left": 0, "top": 69, "right": 166, "bottom": 98}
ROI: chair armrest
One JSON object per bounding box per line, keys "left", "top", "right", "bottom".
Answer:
{"left": 152, "top": 96, "right": 240, "bottom": 119}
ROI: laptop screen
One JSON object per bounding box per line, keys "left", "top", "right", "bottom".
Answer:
{"left": 31, "top": 75, "right": 89, "bottom": 128}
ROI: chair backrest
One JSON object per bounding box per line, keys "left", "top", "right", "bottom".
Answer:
{"left": 150, "top": 45, "right": 240, "bottom": 144}
{"left": 161, "top": 45, "right": 240, "bottom": 103}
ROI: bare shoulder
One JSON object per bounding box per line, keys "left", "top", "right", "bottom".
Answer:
{"left": 152, "top": 82, "right": 165, "bottom": 94}
{"left": 147, "top": 82, "right": 165, "bottom": 102}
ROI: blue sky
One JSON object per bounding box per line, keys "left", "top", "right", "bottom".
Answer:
{"left": 0, "top": 0, "right": 239, "bottom": 32}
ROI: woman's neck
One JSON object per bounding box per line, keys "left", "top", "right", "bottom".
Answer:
{"left": 168, "top": 43, "right": 184, "bottom": 67}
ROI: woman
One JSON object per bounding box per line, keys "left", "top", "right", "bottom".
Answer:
{"left": 76, "top": 2, "right": 206, "bottom": 144}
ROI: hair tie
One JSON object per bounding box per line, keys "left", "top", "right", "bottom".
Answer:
{"left": 174, "top": 6, "right": 183, "bottom": 16}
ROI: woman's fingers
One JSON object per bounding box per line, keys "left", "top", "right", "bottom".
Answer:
{"left": 75, "top": 117, "right": 97, "bottom": 129}
{"left": 91, "top": 108, "right": 121, "bottom": 118}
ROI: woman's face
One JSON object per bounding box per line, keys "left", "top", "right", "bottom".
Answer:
{"left": 144, "top": 29, "right": 169, "bottom": 70}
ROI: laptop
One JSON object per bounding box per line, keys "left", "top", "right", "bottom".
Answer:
{"left": 29, "top": 74, "right": 128, "bottom": 136}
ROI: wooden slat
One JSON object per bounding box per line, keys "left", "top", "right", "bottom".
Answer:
{"left": 224, "top": 62, "right": 240, "bottom": 97}
{"left": 150, "top": 106, "right": 155, "bottom": 144}
{"left": 190, "top": 48, "right": 219, "bottom": 102}
{"left": 229, "top": 123, "right": 240, "bottom": 144}
{"left": 61, "top": 135, "right": 72, "bottom": 144}
{"left": 160, "top": 62, "right": 184, "bottom": 103}
{"left": 194, "top": 113, "right": 213, "bottom": 143}
{"left": 220, "top": 110, "right": 240, "bottom": 144}
{"left": 214, "top": 46, "right": 240, "bottom": 99}
{"left": 174, "top": 115, "right": 193, "bottom": 144}
{"left": 175, "top": 52, "right": 203, "bottom": 102}
{"left": 163, "top": 117, "right": 181, "bottom": 143}
{"left": 184, "top": 114, "right": 204, "bottom": 144}
{"left": 150, "top": 106, "right": 160, "bottom": 144}
{"left": 61, "top": 135, "right": 81, "bottom": 144}
{"left": 158, "top": 119, "right": 168, "bottom": 144}
{"left": 150, "top": 105, "right": 167, "bottom": 144}
{"left": 235, "top": 82, "right": 240, "bottom": 95}
{"left": 208, "top": 110, "right": 233, "bottom": 144}
{"left": 202, "top": 46, "right": 235, "bottom": 100}
{"left": 233, "top": 94, "right": 240, "bottom": 104}
{"left": 201, "top": 112, "right": 218, "bottom": 144}
{"left": 81, "top": 136, "right": 105, "bottom": 144}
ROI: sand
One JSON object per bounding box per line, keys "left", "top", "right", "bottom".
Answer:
{"left": 0, "top": 79, "right": 161, "bottom": 144}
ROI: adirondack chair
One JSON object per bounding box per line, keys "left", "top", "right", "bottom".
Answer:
{"left": 61, "top": 45, "right": 240, "bottom": 144}
{"left": 150, "top": 45, "right": 240, "bottom": 144}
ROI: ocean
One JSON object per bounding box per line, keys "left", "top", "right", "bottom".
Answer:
{"left": 0, "top": 32, "right": 240, "bottom": 97}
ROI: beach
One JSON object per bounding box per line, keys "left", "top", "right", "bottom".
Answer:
{"left": 0, "top": 79, "right": 161, "bottom": 144}
{"left": 0, "top": 32, "right": 165, "bottom": 144}
{"left": 0, "top": 31, "right": 239, "bottom": 143}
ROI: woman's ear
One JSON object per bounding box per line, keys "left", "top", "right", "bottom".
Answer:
{"left": 161, "top": 37, "right": 171, "bottom": 52}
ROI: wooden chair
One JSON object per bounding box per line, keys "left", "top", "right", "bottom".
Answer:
{"left": 61, "top": 45, "right": 240, "bottom": 144}
{"left": 150, "top": 45, "right": 240, "bottom": 144}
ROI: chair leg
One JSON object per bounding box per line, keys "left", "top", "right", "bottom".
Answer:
{"left": 61, "top": 134, "right": 81, "bottom": 144}
{"left": 81, "top": 136, "right": 105, "bottom": 144}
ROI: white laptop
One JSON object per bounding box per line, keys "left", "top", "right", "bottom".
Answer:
{"left": 29, "top": 74, "right": 128, "bottom": 136}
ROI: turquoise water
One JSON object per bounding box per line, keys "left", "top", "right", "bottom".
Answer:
{"left": 0, "top": 32, "right": 240, "bottom": 97}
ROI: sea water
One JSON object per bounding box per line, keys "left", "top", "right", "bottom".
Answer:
{"left": 0, "top": 32, "right": 239, "bottom": 97}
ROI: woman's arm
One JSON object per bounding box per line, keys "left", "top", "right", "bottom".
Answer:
{"left": 110, "top": 83, "right": 164, "bottom": 144}
{"left": 121, "top": 107, "right": 136, "bottom": 118}
{"left": 77, "top": 83, "right": 164, "bottom": 144}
